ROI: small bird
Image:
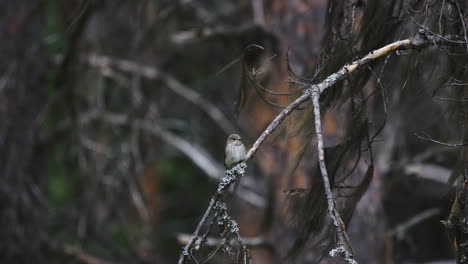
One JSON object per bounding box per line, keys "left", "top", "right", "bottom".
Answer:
{"left": 224, "top": 134, "right": 246, "bottom": 170}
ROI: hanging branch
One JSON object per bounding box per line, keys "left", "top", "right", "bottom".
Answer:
{"left": 311, "top": 88, "right": 356, "bottom": 263}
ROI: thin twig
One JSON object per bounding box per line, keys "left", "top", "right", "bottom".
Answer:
{"left": 248, "top": 77, "right": 289, "bottom": 108}
{"left": 177, "top": 233, "right": 270, "bottom": 248}
{"left": 453, "top": 0, "right": 468, "bottom": 53}
{"left": 244, "top": 91, "right": 311, "bottom": 160}
{"left": 438, "top": 0, "right": 445, "bottom": 35}
{"left": 252, "top": 54, "right": 278, "bottom": 77}
{"left": 180, "top": 198, "right": 217, "bottom": 264}
{"left": 414, "top": 131, "right": 468, "bottom": 147}
{"left": 405, "top": 5, "right": 468, "bottom": 45}
{"left": 433, "top": 96, "right": 468, "bottom": 102}
{"left": 250, "top": 76, "right": 291, "bottom": 97}
{"left": 311, "top": 88, "right": 355, "bottom": 263}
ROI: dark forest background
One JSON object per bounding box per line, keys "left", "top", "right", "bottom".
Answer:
{"left": 1, "top": 0, "right": 467, "bottom": 263}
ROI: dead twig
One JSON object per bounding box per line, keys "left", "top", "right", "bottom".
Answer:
{"left": 414, "top": 131, "right": 468, "bottom": 147}
{"left": 176, "top": 233, "right": 270, "bottom": 248}
{"left": 311, "top": 88, "right": 356, "bottom": 263}
{"left": 177, "top": 163, "right": 249, "bottom": 264}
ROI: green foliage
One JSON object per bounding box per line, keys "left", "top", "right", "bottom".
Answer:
{"left": 46, "top": 145, "right": 74, "bottom": 206}
{"left": 159, "top": 157, "right": 194, "bottom": 190}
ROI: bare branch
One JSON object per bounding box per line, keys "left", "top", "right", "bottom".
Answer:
{"left": 389, "top": 208, "right": 441, "bottom": 240}
{"left": 176, "top": 233, "right": 270, "bottom": 248}
{"left": 414, "top": 131, "right": 468, "bottom": 147}
{"left": 245, "top": 34, "right": 462, "bottom": 161}
{"left": 245, "top": 91, "right": 311, "bottom": 160}
{"left": 433, "top": 96, "right": 468, "bottom": 102}
{"left": 311, "top": 88, "right": 355, "bottom": 263}
{"left": 178, "top": 163, "right": 248, "bottom": 264}
{"left": 139, "top": 121, "right": 224, "bottom": 179}
{"left": 404, "top": 163, "right": 452, "bottom": 184}
{"left": 453, "top": 0, "right": 468, "bottom": 53}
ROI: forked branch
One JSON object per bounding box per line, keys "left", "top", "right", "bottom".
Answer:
{"left": 245, "top": 32, "right": 459, "bottom": 161}
{"left": 179, "top": 32, "right": 462, "bottom": 264}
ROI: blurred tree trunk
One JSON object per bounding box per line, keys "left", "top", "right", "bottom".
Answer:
{"left": 0, "top": 0, "right": 45, "bottom": 262}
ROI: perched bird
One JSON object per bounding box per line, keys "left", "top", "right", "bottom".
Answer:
{"left": 224, "top": 134, "right": 246, "bottom": 170}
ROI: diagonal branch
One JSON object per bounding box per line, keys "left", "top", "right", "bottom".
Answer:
{"left": 245, "top": 33, "right": 460, "bottom": 161}
{"left": 178, "top": 163, "right": 248, "bottom": 264}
